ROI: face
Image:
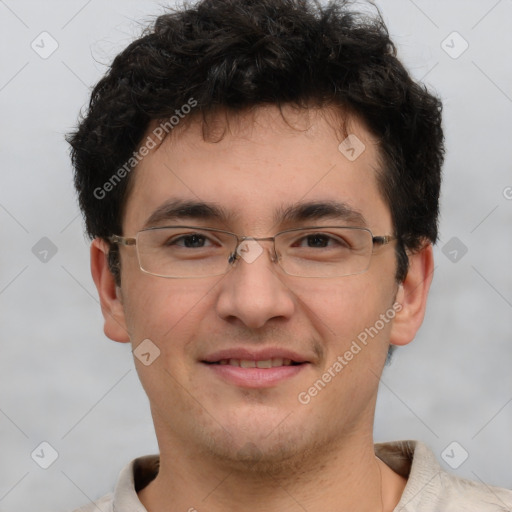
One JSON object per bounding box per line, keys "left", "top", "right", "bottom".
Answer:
{"left": 97, "top": 105, "right": 423, "bottom": 470}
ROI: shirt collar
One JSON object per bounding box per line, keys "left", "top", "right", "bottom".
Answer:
{"left": 113, "top": 454, "right": 159, "bottom": 512}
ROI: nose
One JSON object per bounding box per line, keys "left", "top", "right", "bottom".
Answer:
{"left": 215, "top": 241, "right": 296, "bottom": 330}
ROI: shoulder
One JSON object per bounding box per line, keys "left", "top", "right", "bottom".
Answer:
{"left": 377, "top": 440, "right": 512, "bottom": 512}
{"left": 414, "top": 470, "right": 512, "bottom": 512}
{"left": 438, "top": 473, "right": 512, "bottom": 511}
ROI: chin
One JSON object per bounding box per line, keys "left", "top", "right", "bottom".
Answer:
{"left": 193, "top": 412, "right": 326, "bottom": 475}
{"left": 204, "top": 437, "right": 310, "bottom": 475}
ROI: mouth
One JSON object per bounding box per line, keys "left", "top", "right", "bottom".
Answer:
{"left": 201, "top": 350, "right": 310, "bottom": 388}
{"left": 203, "top": 358, "right": 303, "bottom": 368}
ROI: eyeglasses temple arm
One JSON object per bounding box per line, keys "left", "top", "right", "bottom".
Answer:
{"left": 372, "top": 235, "right": 396, "bottom": 246}
{"left": 109, "top": 235, "right": 137, "bottom": 246}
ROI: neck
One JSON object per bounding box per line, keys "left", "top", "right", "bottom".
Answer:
{"left": 138, "top": 428, "right": 406, "bottom": 512}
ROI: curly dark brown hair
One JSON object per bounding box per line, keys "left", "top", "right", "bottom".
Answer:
{"left": 67, "top": 0, "right": 444, "bottom": 285}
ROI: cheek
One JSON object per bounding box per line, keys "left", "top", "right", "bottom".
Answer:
{"left": 291, "top": 277, "right": 395, "bottom": 335}
{"left": 121, "top": 278, "right": 218, "bottom": 403}
{"left": 290, "top": 276, "right": 397, "bottom": 393}
{"left": 121, "top": 274, "right": 221, "bottom": 346}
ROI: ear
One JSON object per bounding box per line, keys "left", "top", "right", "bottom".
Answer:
{"left": 90, "top": 238, "right": 130, "bottom": 343}
{"left": 389, "top": 242, "right": 434, "bottom": 347}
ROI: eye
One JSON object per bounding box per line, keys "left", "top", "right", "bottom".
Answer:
{"left": 165, "top": 233, "right": 215, "bottom": 248}
{"left": 293, "top": 233, "right": 350, "bottom": 249}
{"left": 304, "top": 234, "right": 331, "bottom": 248}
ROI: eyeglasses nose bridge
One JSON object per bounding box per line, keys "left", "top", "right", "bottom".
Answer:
{"left": 230, "top": 235, "right": 279, "bottom": 265}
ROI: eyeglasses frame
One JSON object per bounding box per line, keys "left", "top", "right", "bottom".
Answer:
{"left": 108, "top": 225, "right": 397, "bottom": 278}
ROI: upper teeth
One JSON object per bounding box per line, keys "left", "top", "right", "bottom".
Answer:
{"left": 218, "top": 358, "right": 293, "bottom": 368}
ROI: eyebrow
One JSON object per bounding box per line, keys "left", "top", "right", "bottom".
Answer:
{"left": 275, "top": 200, "right": 367, "bottom": 227}
{"left": 142, "top": 199, "right": 234, "bottom": 229}
{"left": 142, "top": 198, "right": 367, "bottom": 229}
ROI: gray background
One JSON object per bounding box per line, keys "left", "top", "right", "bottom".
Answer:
{"left": 0, "top": 0, "right": 511, "bottom": 511}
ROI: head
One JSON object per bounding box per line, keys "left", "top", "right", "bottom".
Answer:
{"left": 68, "top": 0, "right": 443, "bottom": 470}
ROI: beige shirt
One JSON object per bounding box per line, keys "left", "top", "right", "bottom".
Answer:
{"left": 74, "top": 440, "right": 512, "bottom": 511}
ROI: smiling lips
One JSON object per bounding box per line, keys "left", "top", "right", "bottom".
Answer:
{"left": 202, "top": 349, "right": 310, "bottom": 388}
{"left": 213, "top": 358, "right": 296, "bottom": 367}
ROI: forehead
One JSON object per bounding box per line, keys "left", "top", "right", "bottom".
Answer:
{"left": 122, "top": 105, "right": 392, "bottom": 234}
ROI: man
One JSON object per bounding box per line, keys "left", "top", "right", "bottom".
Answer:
{"left": 68, "top": 0, "right": 512, "bottom": 510}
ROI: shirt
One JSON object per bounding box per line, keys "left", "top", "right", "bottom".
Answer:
{"left": 73, "top": 440, "right": 512, "bottom": 511}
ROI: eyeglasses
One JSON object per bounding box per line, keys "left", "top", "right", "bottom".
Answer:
{"left": 109, "top": 226, "right": 396, "bottom": 279}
